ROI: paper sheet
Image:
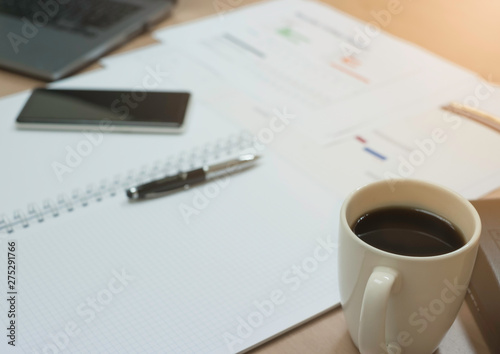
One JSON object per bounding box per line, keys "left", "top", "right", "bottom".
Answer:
{"left": 1, "top": 148, "right": 340, "bottom": 353}
{"left": 147, "top": 0, "right": 479, "bottom": 144}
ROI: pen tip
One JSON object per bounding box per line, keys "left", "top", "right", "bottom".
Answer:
{"left": 126, "top": 187, "right": 139, "bottom": 200}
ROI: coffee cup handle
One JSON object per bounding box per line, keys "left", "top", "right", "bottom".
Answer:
{"left": 359, "top": 266, "right": 400, "bottom": 354}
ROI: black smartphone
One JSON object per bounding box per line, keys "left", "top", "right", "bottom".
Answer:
{"left": 16, "top": 89, "right": 191, "bottom": 133}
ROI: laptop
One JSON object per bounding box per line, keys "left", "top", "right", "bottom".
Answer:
{"left": 0, "top": 0, "right": 175, "bottom": 81}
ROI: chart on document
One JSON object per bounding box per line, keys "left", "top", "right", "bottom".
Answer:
{"left": 317, "top": 108, "right": 500, "bottom": 199}
{"left": 153, "top": 0, "right": 477, "bottom": 142}
{"left": 158, "top": 10, "right": 412, "bottom": 116}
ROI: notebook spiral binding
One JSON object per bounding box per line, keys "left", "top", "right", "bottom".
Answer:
{"left": 0, "top": 131, "right": 256, "bottom": 234}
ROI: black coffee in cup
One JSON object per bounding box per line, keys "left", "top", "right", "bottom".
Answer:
{"left": 352, "top": 206, "right": 465, "bottom": 257}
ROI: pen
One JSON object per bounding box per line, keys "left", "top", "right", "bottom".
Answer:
{"left": 442, "top": 102, "right": 500, "bottom": 133}
{"left": 126, "top": 154, "right": 260, "bottom": 200}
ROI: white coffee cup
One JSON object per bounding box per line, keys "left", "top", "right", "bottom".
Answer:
{"left": 338, "top": 179, "right": 481, "bottom": 354}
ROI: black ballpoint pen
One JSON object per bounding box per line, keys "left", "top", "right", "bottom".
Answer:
{"left": 126, "top": 154, "right": 260, "bottom": 200}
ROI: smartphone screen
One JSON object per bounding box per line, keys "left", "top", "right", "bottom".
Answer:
{"left": 16, "top": 89, "right": 191, "bottom": 133}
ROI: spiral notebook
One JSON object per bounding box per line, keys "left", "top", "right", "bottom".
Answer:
{"left": 0, "top": 92, "right": 340, "bottom": 353}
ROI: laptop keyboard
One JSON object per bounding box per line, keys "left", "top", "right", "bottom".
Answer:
{"left": 0, "top": 0, "right": 141, "bottom": 37}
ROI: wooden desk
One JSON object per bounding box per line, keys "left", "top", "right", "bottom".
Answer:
{"left": 1, "top": 0, "right": 498, "bottom": 352}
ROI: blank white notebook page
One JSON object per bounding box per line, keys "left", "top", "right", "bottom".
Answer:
{"left": 4, "top": 150, "right": 340, "bottom": 353}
